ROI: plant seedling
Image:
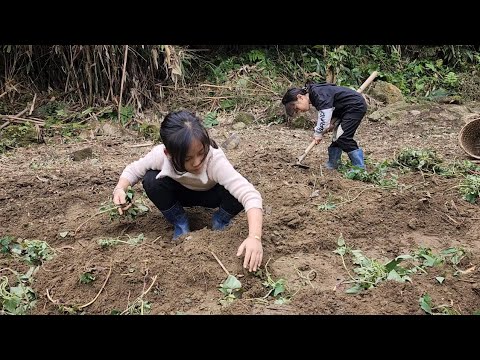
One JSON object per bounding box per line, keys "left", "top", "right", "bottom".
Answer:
{"left": 219, "top": 274, "right": 243, "bottom": 305}
{"left": 80, "top": 272, "right": 96, "bottom": 284}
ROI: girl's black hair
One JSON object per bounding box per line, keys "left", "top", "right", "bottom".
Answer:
{"left": 281, "top": 80, "right": 321, "bottom": 116}
{"left": 160, "top": 110, "right": 218, "bottom": 173}
{"left": 281, "top": 87, "right": 308, "bottom": 117}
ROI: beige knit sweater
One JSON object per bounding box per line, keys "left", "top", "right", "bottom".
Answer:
{"left": 120, "top": 144, "right": 263, "bottom": 212}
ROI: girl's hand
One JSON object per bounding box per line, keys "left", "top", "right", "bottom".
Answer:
{"left": 313, "top": 133, "right": 323, "bottom": 145}
{"left": 324, "top": 123, "right": 336, "bottom": 133}
{"left": 112, "top": 188, "right": 132, "bottom": 215}
{"left": 236, "top": 235, "right": 263, "bottom": 272}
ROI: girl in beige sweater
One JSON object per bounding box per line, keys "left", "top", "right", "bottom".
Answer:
{"left": 112, "top": 110, "right": 263, "bottom": 272}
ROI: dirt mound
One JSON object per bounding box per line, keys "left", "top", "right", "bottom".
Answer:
{"left": 1, "top": 103, "right": 479, "bottom": 315}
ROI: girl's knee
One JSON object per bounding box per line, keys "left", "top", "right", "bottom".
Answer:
{"left": 142, "top": 170, "right": 159, "bottom": 193}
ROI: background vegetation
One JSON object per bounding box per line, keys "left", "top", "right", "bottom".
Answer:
{"left": 2, "top": 45, "right": 480, "bottom": 151}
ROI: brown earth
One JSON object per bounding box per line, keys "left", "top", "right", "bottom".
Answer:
{"left": 1, "top": 102, "right": 480, "bottom": 315}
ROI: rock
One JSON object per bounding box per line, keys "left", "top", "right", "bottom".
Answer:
{"left": 233, "top": 112, "right": 255, "bottom": 125}
{"left": 90, "top": 177, "right": 102, "bottom": 185}
{"left": 287, "top": 217, "right": 301, "bottom": 228}
{"left": 100, "top": 123, "right": 126, "bottom": 137}
{"left": 71, "top": 147, "right": 93, "bottom": 161}
{"left": 367, "top": 101, "right": 410, "bottom": 123}
{"left": 433, "top": 95, "right": 463, "bottom": 104}
{"left": 232, "top": 122, "right": 246, "bottom": 130}
{"left": 368, "top": 80, "right": 404, "bottom": 104}
{"left": 221, "top": 133, "right": 240, "bottom": 150}
{"left": 407, "top": 218, "right": 417, "bottom": 230}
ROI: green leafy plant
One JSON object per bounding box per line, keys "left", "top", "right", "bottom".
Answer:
{"left": 115, "top": 105, "right": 135, "bottom": 126}
{"left": 0, "top": 236, "right": 53, "bottom": 265}
{"left": 218, "top": 274, "right": 242, "bottom": 305}
{"left": 79, "top": 272, "right": 96, "bottom": 284}
{"left": 97, "top": 233, "right": 145, "bottom": 248}
{"left": 0, "top": 236, "right": 15, "bottom": 254}
{"left": 0, "top": 267, "right": 37, "bottom": 315}
{"left": 459, "top": 175, "right": 480, "bottom": 204}
{"left": 255, "top": 259, "right": 291, "bottom": 304}
{"left": 100, "top": 186, "right": 150, "bottom": 222}
{"left": 414, "top": 247, "right": 444, "bottom": 268}
{"left": 22, "top": 240, "right": 54, "bottom": 265}
{"left": 124, "top": 300, "right": 152, "bottom": 315}
{"left": 334, "top": 235, "right": 468, "bottom": 294}
{"left": 440, "top": 247, "right": 466, "bottom": 266}
{"left": 419, "top": 293, "right": 460, "bottom": 315}
{"left": 246, "top": 49, "right": 266, "bottom": 63}
{"left": 334, "top": 235, "right": 402, "bottom": 294}
{"left": 203, "top": 111, "right": 219, "bottom": 128}
{"left": 394, "top": 149, "right": 443, "bottom": 173}
{"left": 219, "top": 99, "right": 236, "bottom": 111}
{"left": 439, "top": 159, "right": 480, "bottom": 178}
{"left": 0, "top": 123, "right": 38, "bottom": 153}
{"left": 317, "top": 202, "right": 337, "bottom": 211}
{"left": 340, "top": 160, "right": 398, "bottom": 188}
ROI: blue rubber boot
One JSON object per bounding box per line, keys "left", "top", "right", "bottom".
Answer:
{"left": 212, "top": 207, "right": 234, "bottom": 231}
{"left": 325, "top": 146, "right": 343, "bottom": 170}
{"left": 347, "top": 148, "right": 365, "bottom": 169}
{"left": 161, "top": 203, "right": 190, "bottom": 240}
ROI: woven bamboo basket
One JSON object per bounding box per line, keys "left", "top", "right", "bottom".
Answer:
{"left": 459, "top": 117, "right": 480, "bottom": 159}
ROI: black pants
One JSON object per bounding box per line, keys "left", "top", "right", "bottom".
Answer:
{"left": 142, "top": 170, "right": 244, "bottom": 216}
{"left": 331, "top": 110, "right": 366, "bottom": 153}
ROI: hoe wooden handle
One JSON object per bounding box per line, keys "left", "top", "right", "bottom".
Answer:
{"left": 357, "top": 71, "right": 378, "bottom": 93}
{"left": 298, "top": 140, "right": 316, "bottom": 163}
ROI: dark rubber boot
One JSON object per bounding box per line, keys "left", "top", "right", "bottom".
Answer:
{"left": 161, "top": 202, "right": 190, "bottom": 240}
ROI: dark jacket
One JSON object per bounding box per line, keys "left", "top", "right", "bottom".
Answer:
{"left": 308, "top": 83, "right": 367, "bottom": 118}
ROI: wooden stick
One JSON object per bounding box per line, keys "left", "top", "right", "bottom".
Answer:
{"left": 46, "top": 288, "right": 59, "bottom": 305}
{"left": 199, "top": 84, "right": 233, "bottom": 90}
{"left": 74, "top": 207, "right": 116, "bottom": 234}
{"left": 357, "top": 71, "right": 378, "bottom": 93}
{"left": 210, "top": 251, "right": 230, "bottom": 276}
{"left": 0, "top": 106, "right": 32, "bottom": 129}
{"left": 245, "top": 78, "right": 278, "bottom": 95}
{"left": 126, "top": 142, "right": 154, "bottom": 148}
{"left": 78, "top": 264, "right": 113, "bottom": 309}
{"left": 118, "top": 45, "right": 129, "bottom": 123}
{"left": 0, "top": 116, "right": 44, "bottom": 125}
{"left": 443, "top": 213, "right": 460, "bottom": 225}
{"left": 29, "top": 93, "right": 37, "bottom": 115}
{"left": 16, "top": 107, "right": 29, "bottom": 118}
{"left": 204, "top": 96, "right": 239, "bottom": 100}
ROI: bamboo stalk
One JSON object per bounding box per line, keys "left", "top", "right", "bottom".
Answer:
{"left": 199, "top": 84, "right": 233, "bottom": 90}
{"left": 0, "top": 116, "right": 44, "bottom": 125}
{"left": 85, "top": 46, "right": 93, "bottom": 106}
{"left": 118, "top": 45, "right": 129, "bottom": 123}
{"left": 29, "top": 94, "right": 37, "bottom": 115}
